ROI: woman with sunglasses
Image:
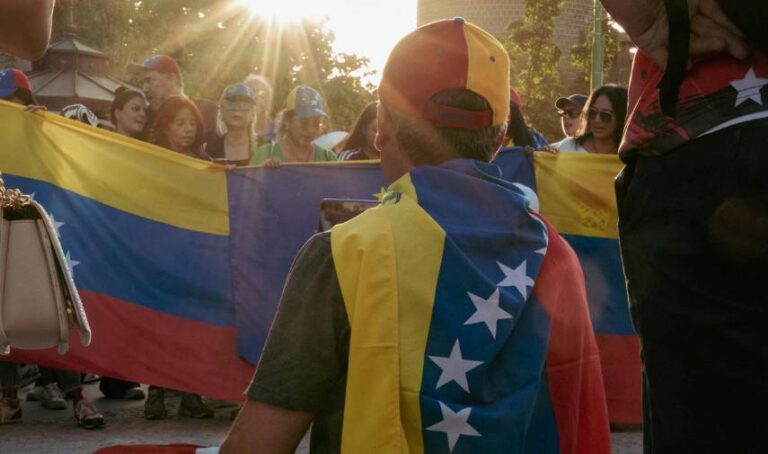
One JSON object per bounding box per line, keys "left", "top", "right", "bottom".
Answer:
{"left": 553, "top": 94, "right": 587, "bottom": 141}
{"left": 250, "top": 85, "right": 337, "bottom": 167}
{"left": 555, "top": 85, "right": 628, "bottom": 154}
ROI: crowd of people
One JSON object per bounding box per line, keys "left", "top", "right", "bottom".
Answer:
{"left": 3, "top": 0, "right": 766, "bottom": 452}
{"left": 0, "top": 43, "right": 627, "bottom": 431}
{"left": 1, "top": 51, "right": 630, "bottom": 173}
{"left": 0, "top": 35, "right": 628, "bottom": 430}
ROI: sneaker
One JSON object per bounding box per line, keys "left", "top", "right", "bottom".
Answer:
{"left": 178, "top": 393, "right": 214, "bottom": 419}
{"left": 74, "top": 400, "right": 105, "bottom": 429}
{"left": 39, "top": 383, "right": 67, "bottom": 410}
{"left": 25, "top": 386, "right": 42, "bottom": 402}
{"left": 0, "top": 398, "right": 22, "bottom": 424}
{"left": 144, "top": 387, "right": 167, "bottom": 420}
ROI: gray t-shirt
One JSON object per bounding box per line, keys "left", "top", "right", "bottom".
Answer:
{"left": 247, "top": 232, "right": 349, "bottom": 453}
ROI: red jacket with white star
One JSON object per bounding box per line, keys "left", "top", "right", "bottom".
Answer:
{"left": 620, "top": 49, "right": 768, "bottom": 160}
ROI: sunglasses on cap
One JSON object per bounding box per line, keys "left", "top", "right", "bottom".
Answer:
{"left": 558, "top": 109, "right": 581, "bottom": 119}
{"left": 587, "top": 108, "right": 615, "bottom": 123}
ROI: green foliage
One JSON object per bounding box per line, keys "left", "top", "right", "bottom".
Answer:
{"left": 51, "top": 0, "right": 374, "bottom": 129}
{"left": 569, "top": 17, "right": 620, "bottom": 94}
{"left": 504, "top": 0, "right": 565, "bottom": 141}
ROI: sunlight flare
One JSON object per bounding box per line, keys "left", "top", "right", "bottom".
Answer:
{"left": 232, "top": 0, "right": 327, "bottom": 22}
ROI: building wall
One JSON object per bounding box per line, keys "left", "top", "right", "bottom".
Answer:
{"left": 418, "top": 0, "right": 524, "bottom": 38}
{"left": 417, "top": 0, "right": 627, "bottom": 89}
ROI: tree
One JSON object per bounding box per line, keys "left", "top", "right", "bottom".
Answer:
{"left": 504, "top": 0, "right": 565, "bottom": 141}
{"left": 569, "top": 16, "right": 620, "bottom": 94}
{"left": 50, "top": 0, "right": 374, "bottom": 129}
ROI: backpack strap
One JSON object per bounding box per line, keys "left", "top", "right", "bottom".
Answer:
{"left": 657, "top": 0, "right": 690, "bottom": 117}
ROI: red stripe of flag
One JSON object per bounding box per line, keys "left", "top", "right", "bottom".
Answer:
{"left": 8, "top": 291, "right": 254, "bottom": 401}
{"left": 533, "top": 217, "right": 611, "bottom": 454}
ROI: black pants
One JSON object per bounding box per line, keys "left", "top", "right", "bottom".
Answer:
{"left": 616, "top": 120, "right": 768, "bottom": 454}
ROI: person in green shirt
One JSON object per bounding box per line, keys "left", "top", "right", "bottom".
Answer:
{"left": 250, "top": 85, "right": 337, "bottom": 167}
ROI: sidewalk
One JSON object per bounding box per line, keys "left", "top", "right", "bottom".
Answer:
{"left": 0, "top": 382, "right": 640, "bottom": 453}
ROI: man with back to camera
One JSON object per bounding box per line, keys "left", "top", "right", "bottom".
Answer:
{"left": 220, "top": 18, "right": 609, "bottom": 454}
{"left": 601, "top": 0, "right": 768, "bottom": 452}
{"left": 0, "top": 0, "right": 54, "bottom": 426}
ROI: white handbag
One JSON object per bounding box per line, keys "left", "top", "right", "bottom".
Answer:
{"left": 0, "top": 174, "right": 91, "bottom": 355}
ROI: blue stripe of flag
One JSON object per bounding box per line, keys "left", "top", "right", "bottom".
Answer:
{"left": 3, "top": 175, "right": 234, "bottom": 326}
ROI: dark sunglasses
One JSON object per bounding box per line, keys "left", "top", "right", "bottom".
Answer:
{"left": 587, "top": 108, "right": 615, "bottom": 123}
{"left": 558, "top": 109, "right": 581, "bottom": 119}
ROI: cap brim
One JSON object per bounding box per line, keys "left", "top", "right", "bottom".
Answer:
{"left": 555, "top": 97, "right": 574, "bottom": 110}
{"left": 0, "top": 87, "right": 16, "bottom": 98}
{"left": 294, "top": 107, "right": 327, "bottom": 118}
{"left": 222, "top": 100, "right": 255, "bottom": 111}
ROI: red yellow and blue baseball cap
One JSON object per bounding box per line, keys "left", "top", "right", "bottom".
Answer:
{"left": 379, "top": 17, "right": 510, "bottom": 129}
{"left": 0, "top": 68, "right": 32, "bottom": 98}
{"left": 285, "top": 85, "right": 327, "bottom": 118}
{"left": 129, "top": 54, "right": 182, "bottom": 78}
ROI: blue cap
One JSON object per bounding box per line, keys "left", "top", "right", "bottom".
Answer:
{"left": 221, "top": 83, "right": 256, "bottom": 111}
{"left": 285, "top": 85, "right": 327, "bottom": 118}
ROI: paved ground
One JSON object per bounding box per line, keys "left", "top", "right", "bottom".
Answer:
{"left": 1, "top": 383, "right": 642, "bottom": 453}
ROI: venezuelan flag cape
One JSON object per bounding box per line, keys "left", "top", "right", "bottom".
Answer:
{"left": 331, "top": 160, "right": 610, "bottom": 453}
{"left": 493, "top": 148, "right": 642, "bottom": 424}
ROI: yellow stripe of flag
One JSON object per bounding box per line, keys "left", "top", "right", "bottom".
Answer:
{"left": 534, "top": 152, "right": 623, "bottom": 239}
{"left": 333, "top": 174, "right": 444, "bottom": 453}
{"left": 0, "top": 101, "right": 228, "bottom": 235}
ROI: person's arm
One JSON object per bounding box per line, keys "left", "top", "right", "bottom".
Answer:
{"left": 220, "top": 400, "right": 313, "bottom": 454}
{"left": 600, "top": 0, "right": 749, "bottom": 68}
{"left": 0, "top": 0, "right": 55, "bottom": 60}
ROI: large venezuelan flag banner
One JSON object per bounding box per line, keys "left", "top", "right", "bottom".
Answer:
{"left": 0, "top": 101, "right": 254, "bottom": 399}
{"left": 533, "top": 152, "right": 641, "bottom": 424}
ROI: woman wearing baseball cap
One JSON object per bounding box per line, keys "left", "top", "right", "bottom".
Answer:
{"left": 250, "top": 85, "right": 337, "bottom": 167}
{"left": 204, "top": 83, "right": 258, "bottom": 167}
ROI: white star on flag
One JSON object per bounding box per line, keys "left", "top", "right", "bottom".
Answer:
{"left": 48, "top": 213, "right": 65, "bottom": 238}
{"left": 65, "top": 251, "right": 80, "bottom": 274}
{"left": 464, "top": 289, "right": 512, "bottom": 339}
{"left": 426, "top": 402, "right": 481, "bottom": 452}
{"left": 497, "top": 260, "right": 535, "bottom": 298}
{"left": 730, "top": 66, "right": 768, "bottom": 106}
{"left": 535, "top": 247, "right": 547, "bottom": 255}
{"left": 429, "top": 340, "right": 483, "bottom": 393}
